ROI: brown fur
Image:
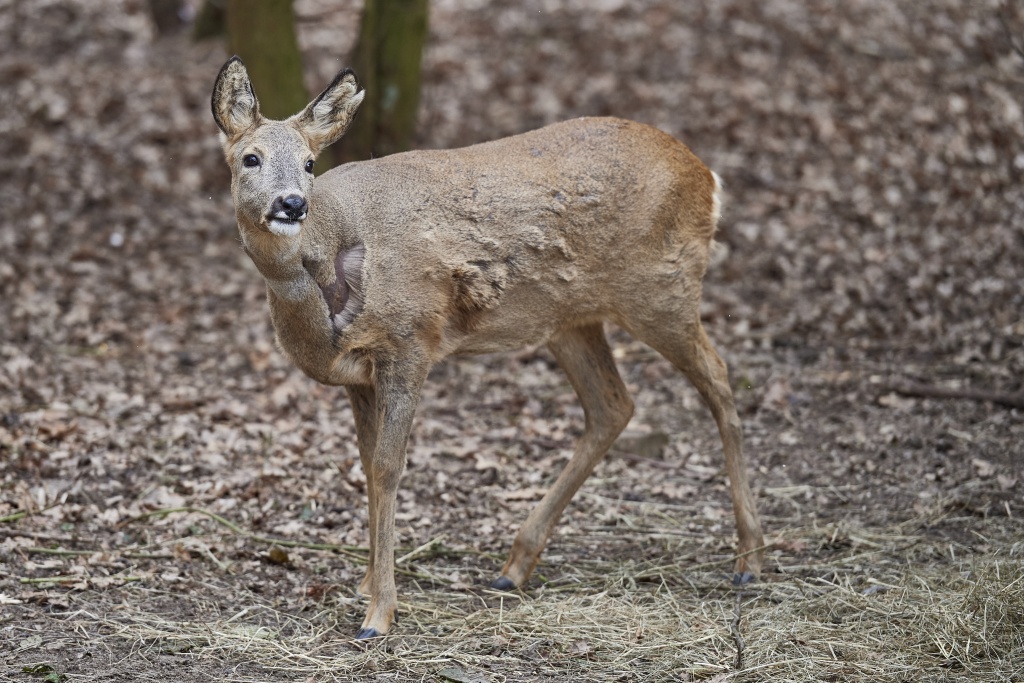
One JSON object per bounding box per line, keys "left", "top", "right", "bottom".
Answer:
{"left": 212, "top": 57, "right": 765, "bottom": 639}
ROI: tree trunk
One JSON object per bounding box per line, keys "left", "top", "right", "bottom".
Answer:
{"left": 192, "top": 0, "right": 225, "bottom": 41}
{"left": 147, "top": 0, "right": 184, "bottom": 35}
{"left": 225, "top": 0, "right": 307, "bottom": 122}
{"left": 337, "top": 0, "right": 429, "bottom": 163}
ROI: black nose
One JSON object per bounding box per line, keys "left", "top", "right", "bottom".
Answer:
{"left": 274, "top": 194, "right": 307, "bottom": 220}
{"left": 282, "top": 194, "right": 307, "bottom": 219}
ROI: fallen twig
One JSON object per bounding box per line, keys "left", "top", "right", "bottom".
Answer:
{"left": 998, "top": 1, "right": 1024, "bottom": 61}
{"left": 0, "top": 512, "right": 28, "bottom": 524}
{"left": 134, "top": 506, "right": 369, "bottom": 562}
{"left": 0, "top": 528, "right": 76, "bottom": 542}
{"left": 19, "top": 575, "right": 81, "bottom": 584}
{"left": 615, "top": 451, "right": 678, "bottom": 470}
{"left": 731, "top": 592, "right": 746, "bottom": 671}
{"left": 21, "top": 547, "right": 94, "bottom": 557}
{"left": 396, "top": 534, "right": 447, "bottom": 565}
{"left": 885, "top": 382, "right": 1024, "bottom": 409}
{"left": 0, "top": 502, "right": 72, "bottom": 526}
{"left": 18, "top": 575, "right": 144, "bottom": 585}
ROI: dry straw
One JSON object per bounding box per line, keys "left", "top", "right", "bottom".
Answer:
{"left": 17, "top": 508, "right": 1020, "bottom": 682}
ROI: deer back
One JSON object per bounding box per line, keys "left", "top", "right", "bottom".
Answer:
{"left": 295, "top": 117, "right": 719, "bottom": 367}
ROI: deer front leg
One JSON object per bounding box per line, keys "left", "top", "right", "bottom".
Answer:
{"left": 264, "top": 275, "right": 347, "bottom": 384}
{"left": 258, "top": 253, "right": 370, "bottom": 388}
{"left": 346, "top": 385, "right": 378, "bottom": 597}
{"left": 355, "top": 358, "right": 428, "bottom": 640}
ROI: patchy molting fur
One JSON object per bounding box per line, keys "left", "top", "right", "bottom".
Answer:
{"left": 316, "top": 243, "right": 365, "bottom": 329}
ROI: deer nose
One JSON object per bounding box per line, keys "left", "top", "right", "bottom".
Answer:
{"left": 272, "top": 194, "right": 308, "bottom": 221}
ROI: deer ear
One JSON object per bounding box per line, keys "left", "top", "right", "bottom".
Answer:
{"left": 211, "top": 56, "right": 261, "bottom": 137}
{"left": 293, "top": 68, "right": 364, "bottom": 154}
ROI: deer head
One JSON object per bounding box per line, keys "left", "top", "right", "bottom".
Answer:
{"left": 211, "top": 57, "right": 364, "bottom": 237}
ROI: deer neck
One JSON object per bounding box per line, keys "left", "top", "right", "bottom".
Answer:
{"left": 235, "top": 214, "right": 311, "bottom": 297}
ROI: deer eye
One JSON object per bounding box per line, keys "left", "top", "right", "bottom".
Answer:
{"left": 304, "top": 160, "right": 315, "bottom": 174}
{"left": 242, "top": 154, "right": 261, "bottom": 168}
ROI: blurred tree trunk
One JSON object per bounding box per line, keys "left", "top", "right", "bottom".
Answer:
{"left": 146, "top": 0, "right": 184, "bottom": 35}
{"left": 192, "top": 0, "right": 225, "bottom": 41}
{"left": 337, "top": 0, "right": 429, "bottom": 162}
{"left": 225, "top": 0, "right": 307, "bottom": 122}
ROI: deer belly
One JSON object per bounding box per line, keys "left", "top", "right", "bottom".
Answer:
{"left": 448, "top": 317, "right": 558, "bottom": 356}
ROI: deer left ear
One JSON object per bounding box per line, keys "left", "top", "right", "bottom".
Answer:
{"left": 293, "top": 68, "right": 365, "bottom": 155}
{"left": 212, "top": 56, "right": 261, "bottom": 137}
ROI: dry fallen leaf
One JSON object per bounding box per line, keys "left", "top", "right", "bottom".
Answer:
{"left": 972, "top": 458, "right": 996, "bottom": 478}
{"left": 267, "top": 546, "right": 290, "bottom": 565}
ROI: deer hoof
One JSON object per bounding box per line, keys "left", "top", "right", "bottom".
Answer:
{"left": 732, "top": 571, "right": 757, "bottom": 586}
{"left": 355, "top": 627, "right": 382, "bottom": 640}
{"left": 490, "top": 576, "right": 517, "bottom": 591}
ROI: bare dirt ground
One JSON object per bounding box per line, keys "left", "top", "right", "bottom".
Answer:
{"left": 1, "top": 0, "right": 1022, "bottom": 681}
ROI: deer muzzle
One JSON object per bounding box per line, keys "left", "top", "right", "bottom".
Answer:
{"left": 267, "top": 193, "right": 308, "bottom": 236}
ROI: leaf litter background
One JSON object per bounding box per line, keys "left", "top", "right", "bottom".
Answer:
{"left": 0, "top": 0, "right": 1022, "bottom": 681}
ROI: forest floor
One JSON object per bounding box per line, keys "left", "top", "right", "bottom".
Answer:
{"left": 1, "top": 0, "right": 1022, "bottom": 681}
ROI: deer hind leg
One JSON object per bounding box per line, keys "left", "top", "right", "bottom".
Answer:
{"left": 629, "top": 319, "right": 764, "bottom": 584}
{"left": 492, "top": 323, "right": 634, "bottom": 590}
{"left": 346, "top": 384, "right": 378, "bottom": 597}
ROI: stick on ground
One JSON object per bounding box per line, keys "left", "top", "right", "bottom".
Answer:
{"left": 886, "top": 381, "right": 1024, "bottom": 409}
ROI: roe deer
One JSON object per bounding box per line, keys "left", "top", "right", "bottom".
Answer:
{"left": 211, "top": 56, "right": 764, "bottom": 639}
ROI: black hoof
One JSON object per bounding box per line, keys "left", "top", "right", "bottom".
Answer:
{"left": 732, "top": 571, "right": 757, "bottom": 586}
{"left": 355, "top": 627, "right": 381, "bottom": 640}
{"left": 490, "top": 576, "right": 517, "bottom": 591}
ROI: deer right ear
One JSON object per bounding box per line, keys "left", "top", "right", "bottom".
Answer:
{"left": 211, "top": 56, "right": 261, "bottom": 137}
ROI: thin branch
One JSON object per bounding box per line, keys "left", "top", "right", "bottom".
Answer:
{"left": 19, "top": 575, "right": 81, "bottom": 584}
{"left": 396, "top": 534, "right": 447, "bottom": 566}
{"left": 22, "top": 547, "right": 94, "bottom": 557}
{"left": 731, "top": 592, "right": 746, "bottom": 671}
{"left": 133, "top": 506, "right": 369, "bottom": 562}
{"left": 998, "top": 2, "right": 1024, "bottom": 62}
{"left": 18, "top": 575, "right": 143, "bottom": 584}
{"left": 615, "top": 451, "right": 678, "bottom": 470}
{"left": 885, "top": 381, "right": 1024, "bottom": 409}
{"left": 1, "top": 502, "right": 72, "bottom": 525}
{"left": 0, "top": 528, "right": 76, "bottom": 542}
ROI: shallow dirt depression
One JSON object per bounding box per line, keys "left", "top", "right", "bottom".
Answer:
{"left": 1, "top": 0, "right": 1022, "bottom": 681}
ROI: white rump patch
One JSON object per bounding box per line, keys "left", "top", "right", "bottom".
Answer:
{"left": 710, "top": 170, "right": 724, "bottom": 229}
{"left": 706, "top": 171, "right": 728, "bottom": 269}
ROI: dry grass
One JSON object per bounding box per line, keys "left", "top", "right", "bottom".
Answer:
{"left": 11, "top": 506, "right": 1021, "bottom": 683}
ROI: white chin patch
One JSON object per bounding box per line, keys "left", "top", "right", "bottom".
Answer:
{"left": 268, "top": 219, "right": 302, "bottom": 237}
